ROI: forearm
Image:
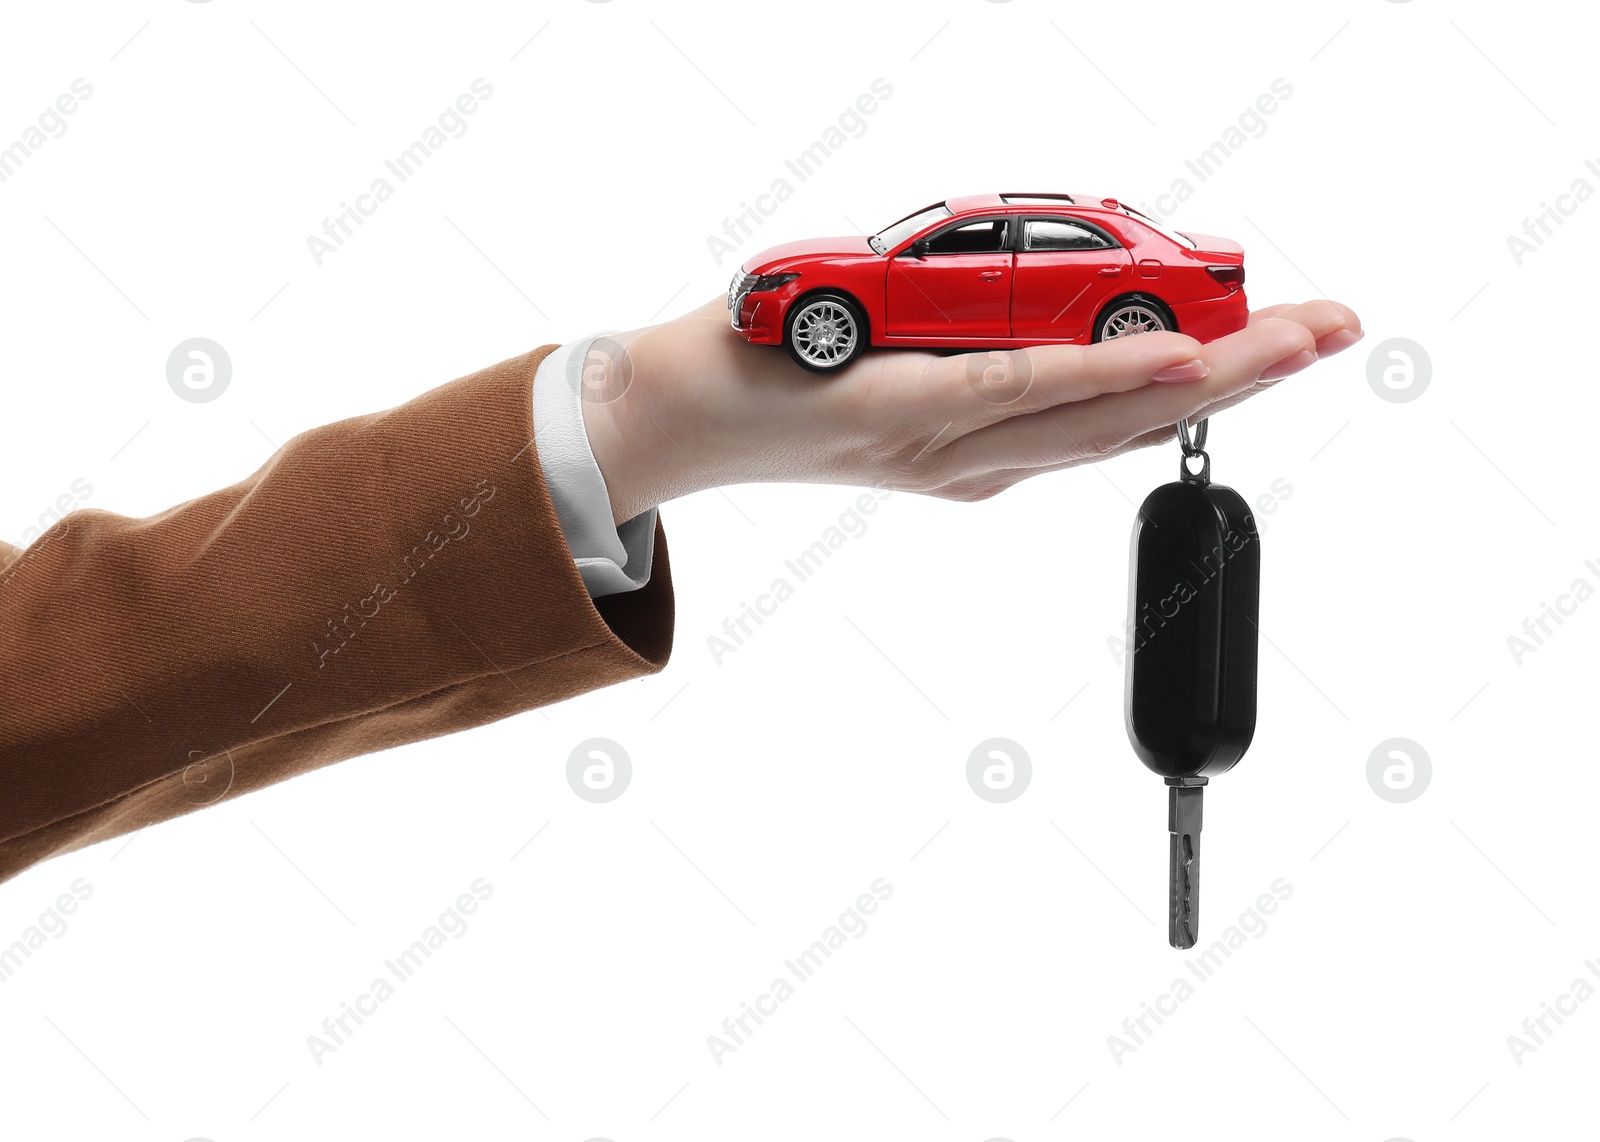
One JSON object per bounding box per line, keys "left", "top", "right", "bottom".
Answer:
{"left": 0, "top": 347, "right": 674, "bottom": 884}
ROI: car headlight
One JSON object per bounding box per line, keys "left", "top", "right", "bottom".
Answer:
{"left": 726, "top": 271, "right": 800, "bottom": 311}
{"left": 728, "top": 271, "right": 799, "bottom": 308}
{"left": 750, "top": 272, "right": 799, "bottom": 293}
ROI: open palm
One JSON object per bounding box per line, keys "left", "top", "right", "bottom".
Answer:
{"left": 580, "top": 294, "right": 1363, "bottom": 523}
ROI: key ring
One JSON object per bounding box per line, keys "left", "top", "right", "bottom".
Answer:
{"left": 1176, "top": 416, "right": 1208, "bottom": 455}
{"left": 1176, "top": 417, "right": 1210, "bottom": 484}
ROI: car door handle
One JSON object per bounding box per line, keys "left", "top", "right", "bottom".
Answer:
{"left": 1099, "top": 265, "right": 1123, "bottom": 276}
{"left": 979, "top": 271, "right": 1004, "bottom": 281}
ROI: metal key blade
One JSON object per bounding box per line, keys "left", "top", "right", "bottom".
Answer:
{"left": 1167, "top": 783, "right": 1204, "bottom": 949}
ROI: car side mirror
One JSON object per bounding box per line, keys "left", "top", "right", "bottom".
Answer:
{"left": 908, "top": 238, "right": 929, "bottom": 259}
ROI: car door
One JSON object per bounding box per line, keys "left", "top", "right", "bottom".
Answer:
{"left": 885, "top": 217, "right": 1014, "bottom": 339}
{"left": 1010, "top": 217, "right": 1132, "bottom": 340}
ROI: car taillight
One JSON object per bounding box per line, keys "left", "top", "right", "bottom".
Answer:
{"left": 1206, "top": 265, "right": 1245, "bottom": 292}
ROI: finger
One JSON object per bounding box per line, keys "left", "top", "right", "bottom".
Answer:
{"left": 935, "top": 317, "right": 1316, "bottom": 477}
{"left": 1181, "top": 348, "right": 1325, "bottom": 422}
{"left": 1317, "top": 298, "right": 1362, "bottom": 330}
{"left": 1253, "top": 298, "right": 1363, "bottom": 351}
{"left": 1181, "top": 300, "right": 1360, "bottom": 417}
{"left": 1248, "top": 304, "right": 1301, "bottom": 325}
{"left": 907, "top": 331, "right": 1205, "bottom": 434}
{"left": 1314, "top": 328, "right": 1362, "bottom": 357}
{"left": 1256, "top": 299, "right": 1361, "bottom": 362}
{"left": 1251, "top": 298, "right": 1360, "bottom": 327}
{"left": 893, "top": 300, "right": 1356, "bottom": 441}
{"left": 1268, "top": 298, "right": 1359, "bottom": 349}
{"left": 1182, "top": 318, "right": 1355, "bottom": 422}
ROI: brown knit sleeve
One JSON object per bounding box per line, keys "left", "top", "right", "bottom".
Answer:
{"left": 0, "top": 345, "right": 673, "bottom": 883}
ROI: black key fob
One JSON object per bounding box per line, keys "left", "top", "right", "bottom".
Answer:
{"left": 1121, "top": 422, "right": 1262, "bottom": 950}
{"left": 1124, "top": 475, "right": 1260, "bottom": 781}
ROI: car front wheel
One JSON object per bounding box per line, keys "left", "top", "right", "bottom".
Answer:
{"left": 1093, "top": 296, "right": 1174, "bottom": 342}
{"left": 785, "top": 294, "right": 865, "bottom": 373}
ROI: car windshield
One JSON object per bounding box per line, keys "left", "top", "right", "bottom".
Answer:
{"left": 1117, "top": 204, "right": 1199, "bottom": 250}
{"left": 869, "top": 204, "right": 952, "bottom": 255}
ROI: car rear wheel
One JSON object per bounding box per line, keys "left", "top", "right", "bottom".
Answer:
{"left": 786, "top": 294, "right": 865, "bottom": 373}
{"left": 1093, "top": 295, "right": 1174, "bottom": 342}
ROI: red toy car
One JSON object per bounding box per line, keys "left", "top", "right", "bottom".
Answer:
{"left": 728, "top": 193, "right": 1247, "bottom": 372}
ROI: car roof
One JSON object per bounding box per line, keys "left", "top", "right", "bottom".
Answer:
{"left": 945, "top": 193, "right": 1123, "bottom": 217}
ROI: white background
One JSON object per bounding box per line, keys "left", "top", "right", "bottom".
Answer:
{"left": 0, "top": 1, "right": 1593, "bottom": 1138}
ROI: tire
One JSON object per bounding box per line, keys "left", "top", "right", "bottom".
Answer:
{"left": 1092, "top": 294, "right": 1175, "bottom": 343}
{"left": 785, "top": 292, "right": 866, "bottom": 373}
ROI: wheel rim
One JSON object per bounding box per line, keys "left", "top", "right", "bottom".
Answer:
{"left": 1101, "top": 303, "right": 1168, "bottom": 339}
{"left": 792, "top": 300, "right": 858, "bottom": 366}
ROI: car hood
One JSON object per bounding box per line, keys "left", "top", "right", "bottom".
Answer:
{"left": 1179, "top": 232, "right": 1244, "bottom": 261}
{"left": 744, "top": 235, "right": 876, "bottom": 272}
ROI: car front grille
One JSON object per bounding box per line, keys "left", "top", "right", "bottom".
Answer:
{"left": 728, "top": 272, "right": 757, "bottom": 309}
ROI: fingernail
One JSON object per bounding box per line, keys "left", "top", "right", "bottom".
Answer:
{"left": 1318, "top": 328, "right": 1364, "bottom": 354}
{"left": 1259, "top": 349, "right": 1318, "bottom": 381}
{"left": 1151, "top": 359, "right": 1210, "bottom": 383}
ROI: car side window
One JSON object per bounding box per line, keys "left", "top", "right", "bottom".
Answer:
{"left": 1024, "top": 219, "right": 1112, "bottom": 252}
{"left": 924, "top": 219, "right": 1010, "bottom": 255}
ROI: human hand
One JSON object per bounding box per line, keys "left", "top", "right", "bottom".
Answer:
{"left": 579, "top": 297, "right": 1362, "bottom": 524}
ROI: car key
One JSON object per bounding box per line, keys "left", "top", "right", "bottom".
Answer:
{"left": 1124, "top": 419, "right": 1260, "bottom": 949}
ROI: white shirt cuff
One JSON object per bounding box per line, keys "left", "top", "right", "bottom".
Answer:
{"left": 532, "top": 333, "right": 658, "bottom": 599}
